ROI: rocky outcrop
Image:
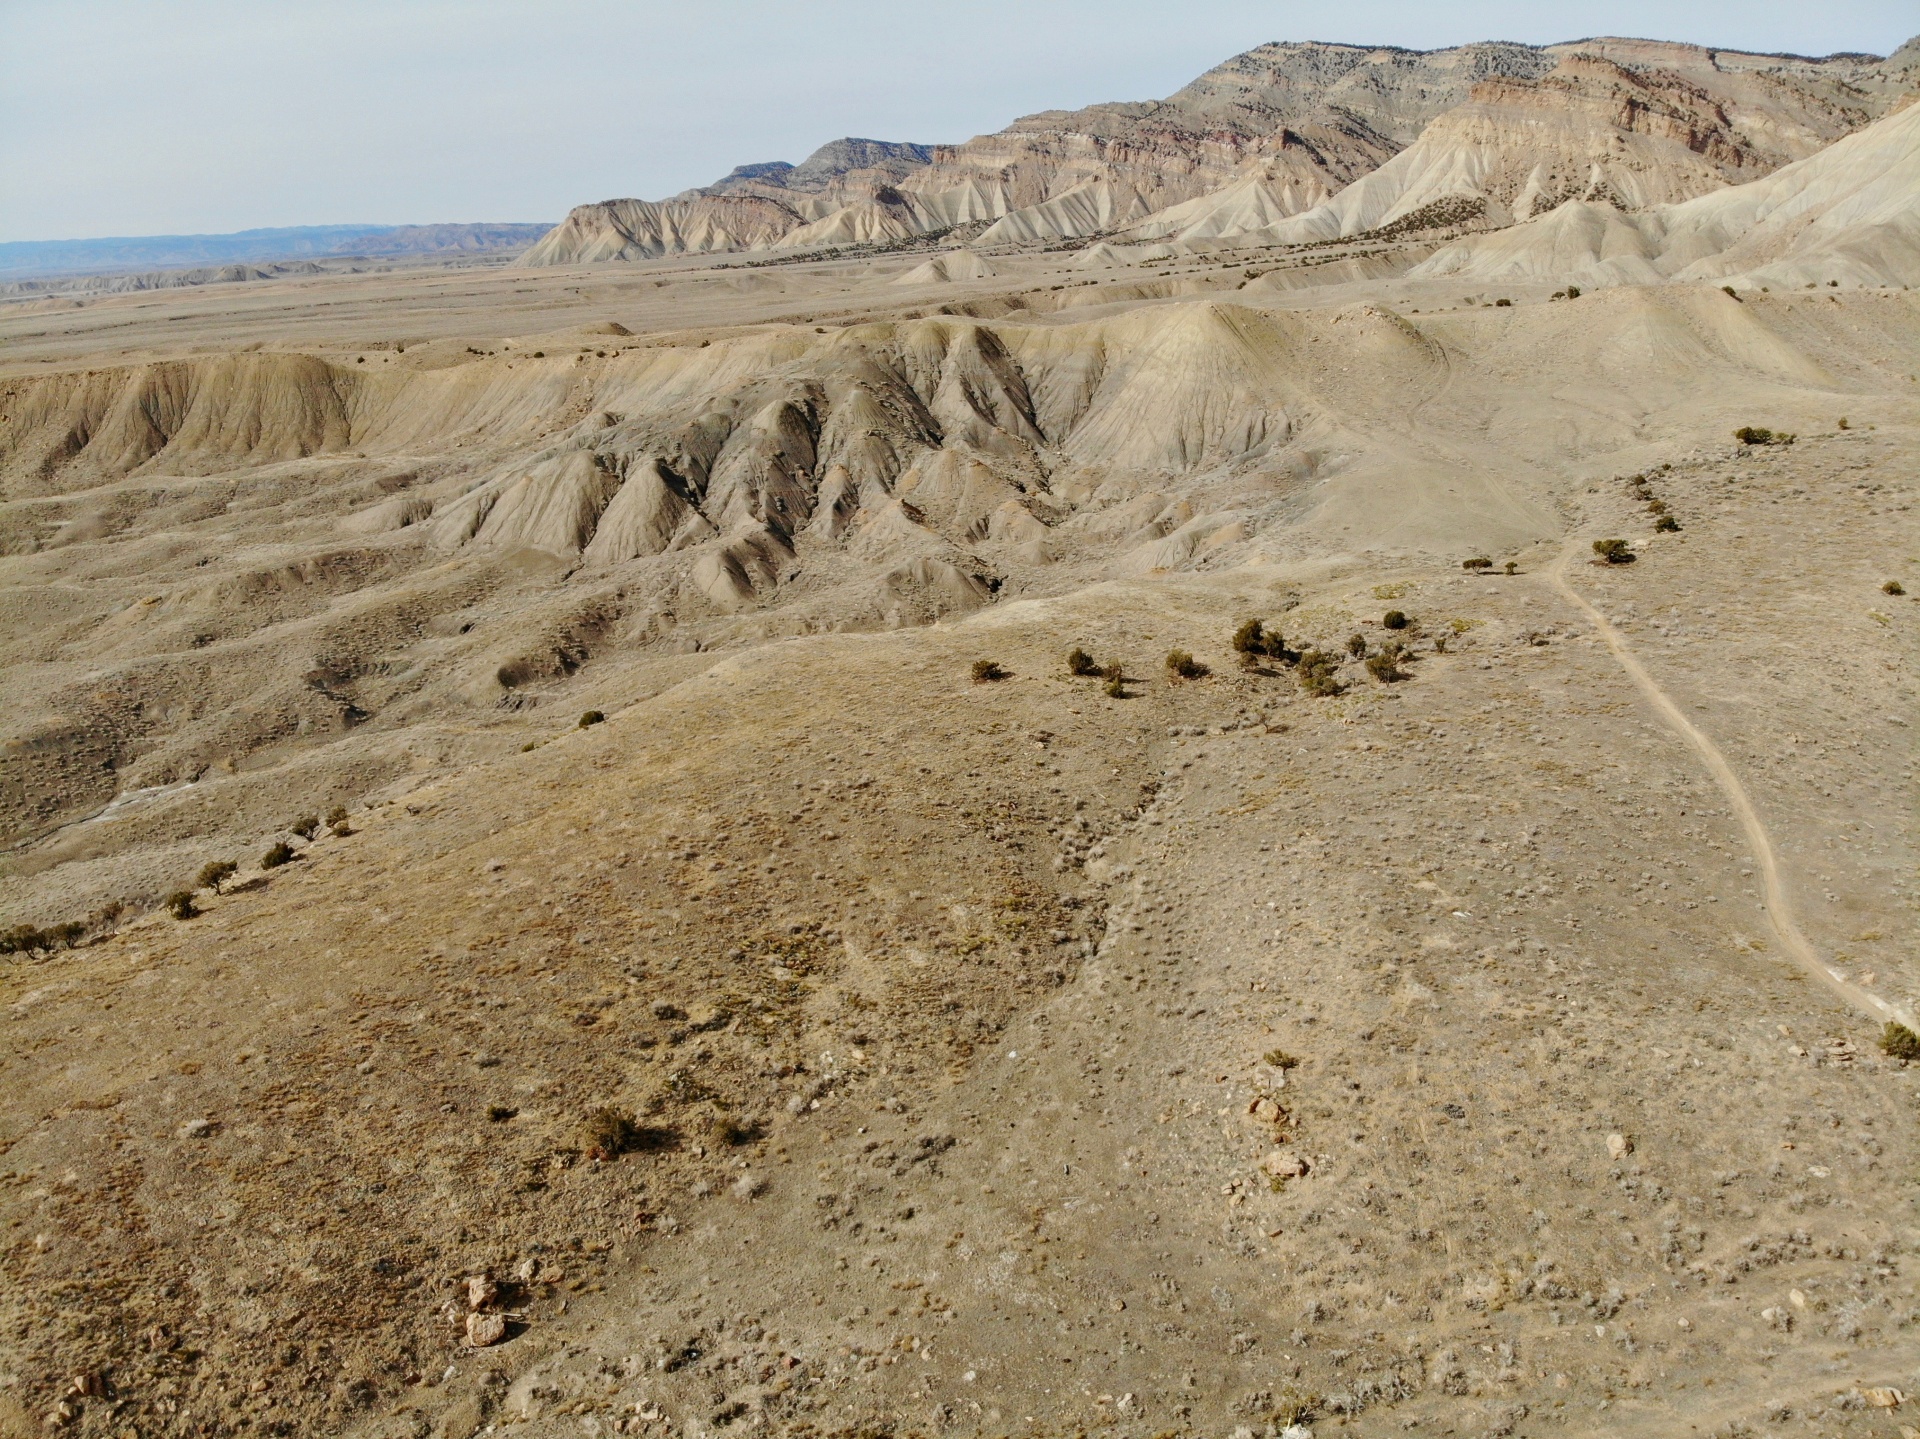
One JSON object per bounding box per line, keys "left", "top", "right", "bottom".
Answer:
{"left": 1412, "top": 96, "right": 1920, "bottom": 289}
{"left": 521, "top": 38, "right": 1916, "bottom": 266}
{"left": 1238, "top": 55, "right": 1785, "bottom": 245}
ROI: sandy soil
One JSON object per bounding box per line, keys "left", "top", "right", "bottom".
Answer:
{"left": 1, "top": 246, "right": 1915, "bottom": 1439}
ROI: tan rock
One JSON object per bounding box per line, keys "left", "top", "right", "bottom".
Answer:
{"left": 1262, "top": 1150, "right": 1307, "bottom": 1179}
{"left": 465, "top": 1311, "right": 508, "bottom": 1348}
{"left": 1606, "top": 1133, "right": 1633, "bottom": 1160}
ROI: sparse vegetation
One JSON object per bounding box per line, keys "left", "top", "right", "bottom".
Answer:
{"left": 1494, "top": 297, "right": 1512, "bottom": 307}
{"left": 1165, "top": 649, "right": 1209, "bottom": 680}
{"left": 710, "top": 1112, "right": 763, "bottom": 1147}
{"left": 165, "top": 890, "right": 198, "bottom": 920}
{"left": 1345, "top": 633, "right": 1367, "bottom": 658}
{"left": 0, "top": 923, "right": 82, "bottom": 957}
{"left": 1433, "top": 633, "right": 1448, "bottom": 653}
{"left": 1366, "top": 644, "right": 1408, "bottom": 682}
{"left": 1734, "top": 426, "right": 1795, "bottom": 446}
{"left": 1880, "top": 1022, "right": 1920, "bottom": 1063}
{"left": 1381, "top": 609, "right": 1408, "bottom": 630}
{"left": 1297, "top": 650, "right": 1342, "bottom": 697}
{"left": 1503, "top": 561, "right": 1518, "bottom": 575}
{"left": 1067, "top": 647, "right": 1100, "bottom": 676}
{"left": 582, "top": 1106, "right": 640, "bottom": 1157}
{"left": 579, "top": 709, "right": 605, "bottom": 728}
{"left": 1722, "top": 285, "right": 1741, "bottom": 300}
{"left": 1654, "top": 514, "right": 1681, "bottom": 532}
{"left": 1462, "top": 556, "right": 1493, "bottom": 571}
{"left": 1592, "top": 538, "right": 1636, "bottom": 564}
{"left": 260, "top": 841, "right": 295, "bottom": 870}
{"left": 1263, "top": 1049, "right": 1301, "bottom": 1070}
{"left": 1231, "top": 619, "right": 1291, "bottom": 666}
{"left": 326, "top": 805, "right": 351, "bottom": 834}
{"left": 291, "top": 815, "right": 320, "bottom": 839}
{"left": 1884, "top": 580, "right": 1906, "bottom": 596}
{"left": 197, "top": 860, "right": 238, "bottom": 893}
{"left": 971, "top": 659, "right": 1008, "bottom": 684}
{"left": 1102, "top": 663, "right": 1127, "bottom": 698}
{"left": 1565, "top": 285, "right": 1580, "bottom": 299}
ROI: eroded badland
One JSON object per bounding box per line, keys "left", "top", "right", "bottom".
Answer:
{"left": 3, "top": 36, "right": 1920, "bottom": 1439}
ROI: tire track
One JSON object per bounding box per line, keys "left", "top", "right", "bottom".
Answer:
{"left": 1546, "top": 538, "right": 1913, "bottom": 1032}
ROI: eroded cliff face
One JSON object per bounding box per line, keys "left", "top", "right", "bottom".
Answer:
{"left": 518, "top": 37, "right": 1914, "bottom": 266}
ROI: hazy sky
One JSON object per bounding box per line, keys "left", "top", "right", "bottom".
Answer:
{"left": 3, "top": 0, "right": 1915, "bottom": 242}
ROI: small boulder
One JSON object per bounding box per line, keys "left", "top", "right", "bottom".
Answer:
{"left": 1606, "top": 1133, "right": 1633, "bottom": 1161}
{"left": 1262, "top": 1151, "right": 1307, "bottom": 1180}
{"left": 466, "top": 1312, "right": 508, "bottom": 1348}
{"left": 467, "top": 1275, "right": 498, "bottom": 1311}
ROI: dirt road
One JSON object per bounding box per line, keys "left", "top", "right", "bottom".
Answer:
{"left": 1546, "top": 537, "right": 1912, "bottom": 1032}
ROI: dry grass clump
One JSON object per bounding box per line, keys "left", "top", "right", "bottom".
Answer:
{"left": 165, "top": 891, "right": 198, "bottom": 920}
{"left": 260, "top": 841, "right": 295, "bottom": 870}
{"left": 1101, "top": 663, "right": 1128, "bottom": 699}
{"left": 1366, "top": 643, "right": 1409, "bottom": 682}
{"left": 1884, "top": 580, "right": 1906, "bottom": 596}
{"left": 1232, "top": 619, "right": 1293, "bottom": 667}
{"left": 1297, "top": 650, "right": 1342, "bottom": 697}
{"left": 582, "top": 1106, "right": 640, "bottom": 1157}
{"left": 1381, "top": 609, "right": 1409, "bottom": 630}
{"left": 971, "top": 659, "right": 1008, "bottom": 684}
{"left": 1592, "top": 538, "right": 1636, "bottom": 565}
{"left": 709, "top": 1112, "right": 764, "bottom": 1147}
{"left": 1067, "top": 647, "right": 1100, "bottom": 676}
{"left": 1734, "top": 426, "right": 1795, "bottom": 446}
{"left": 1880, "top": 1023, "right": 1920, "bottom": 1063}
{"left": 1462, "top": 556, "right": 1492, "bottom": 571}
{"left": 578, "top": 709, "right": 605, "bottom": 728}
{"left": 1164, "top": 649, "right": 1209, "bottom": 681}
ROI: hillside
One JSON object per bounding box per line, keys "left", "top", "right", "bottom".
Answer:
{"left": 4, "top": 26, "right": 1920, "bottom": 1439}
{"left": 1412, "top": 96, "right": 1920, "bottom": 288}
{"left": 520, "top": 37, "right": 1914, "bottom": 266}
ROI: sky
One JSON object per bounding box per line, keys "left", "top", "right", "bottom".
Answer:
{"left": 2, "top": 0, "right": 1915, "bottom": 242}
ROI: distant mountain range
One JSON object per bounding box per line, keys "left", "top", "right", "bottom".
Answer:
{"left": 521, "top": 34, "right": 1920, "bottom": 267}
{"left": 0, "top": 223, "right": 554, "bottom": 280}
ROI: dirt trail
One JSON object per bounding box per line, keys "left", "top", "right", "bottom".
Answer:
{"left": 1546, "top": 536, "right": 1913, "bottom": 1032}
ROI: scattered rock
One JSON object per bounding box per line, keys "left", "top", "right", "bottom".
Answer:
{"left": 178, "top": 1118, "right": 213, "bottom": 1139}
{"left": 1606, "top": 1133, "right": 1633, "bottom": 1160}
{"left": 466, "top": 1312, "right": 509, "bottom": 1348}
{"left": 467, "top": 1274, "right": 499, "bottom": 1311}
{"left": 1262, "top": 1151, "right": 1308, "bottom": 1179}
{"left": 1866, "top": 1387, "right": 1904, "bottom": 1408}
